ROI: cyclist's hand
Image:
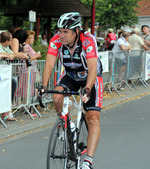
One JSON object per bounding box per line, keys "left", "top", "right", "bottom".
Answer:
{"left": 38, "top": 85, "right": 47, "bottom": 108}
{"left": 82, "top": 87, "right": 91, "bottom": 103}
{"left": 39, "top": 85, "right": 47, "bottom": 96}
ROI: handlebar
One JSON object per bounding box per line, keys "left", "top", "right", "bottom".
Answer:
{"left": 38, "top": 89, "right": 80, "bottom": 108}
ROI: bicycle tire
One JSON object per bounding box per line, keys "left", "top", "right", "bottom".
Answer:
{"left": 47, "top": 120, "right": 68, "bottom": 169}
{"left": 67, "top": 117, "right": 76, "bottom": 161}
{"left": 76, "top": 112, "right": 88, "bottom": 168}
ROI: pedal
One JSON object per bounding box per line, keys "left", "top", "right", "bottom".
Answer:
{"left": 78, "top": 142, "right": 87, "bottom": 151}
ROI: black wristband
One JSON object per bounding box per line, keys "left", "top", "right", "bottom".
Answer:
{"left": 41, "top": 85, "right": 47, "bottom": 90}
{"left": 82, "top": 87, "right": 91, "bottom": 99}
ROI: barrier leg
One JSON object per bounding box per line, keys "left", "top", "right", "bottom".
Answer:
{"left": 143, "top": 80, "right": 149, "bottom": 87}
{"left": 113, "top": 85, "right": 121, "bottom": 96}
{"left": 125, "top": 82, "right": 132, "bottom": 91}
{"left": 23, "top": 105, "right": 34, "bottom": 119}
{"left": 0, "top": 117, "right": 7, "bottom": 128}
{"left": 104, "top": 84, "right": 113, "bottom": 96}
{"left": 12, "top": 104, "right": 34, "bottom": 120}
{"left": 32, "top": 105, "right": 42, "bottom": 117}
{"left": 12, "top": 104, "right": 24, "bottom": 115}
{"left": 130, "top": 80, "right": 137, "bottom": 90}
{"left": 139, "top": 78, "right": 147, "bottom": 88}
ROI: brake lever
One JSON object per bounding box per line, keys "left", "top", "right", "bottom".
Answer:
{"left": 38, "top": 90, "right": 45, "bottom": 108}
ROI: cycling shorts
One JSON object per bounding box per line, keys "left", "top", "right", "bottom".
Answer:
{"left": 56, "top": 74, "right": 103, "bottom": 112}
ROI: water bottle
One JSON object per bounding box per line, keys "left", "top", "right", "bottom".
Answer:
{"left": 70, "top": 121, "right": 77, "bottom": 142}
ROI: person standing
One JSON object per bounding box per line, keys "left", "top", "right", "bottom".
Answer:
{"left": 129, "top": 27, "right": 150, "bottom": 50}
{"left": 0, "top": 32, "right": 29, "bottom": 121}
{"left": 105, "top": 28, "right": 116, "bottom": 50}
{"left": 24, "top": 30, "right": 41, "bottom": 60}
{"left": 112, "top": 32, "right": 131, "bottom": 89}
{"left": 140, "top": 25, "right": 150, "bottom": 48}
{"left": 23, "top": 30, "right": 41, "bottom": 98}
{"left": 41, "top": 33, "right": 48, "bottom": 47}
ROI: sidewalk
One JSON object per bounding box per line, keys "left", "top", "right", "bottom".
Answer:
{"left": 1, "top": 81, "right": 150, "bottom": 141}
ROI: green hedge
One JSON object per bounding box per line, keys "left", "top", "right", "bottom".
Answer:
{"left": 32, "top": 40, "right": 48, "bottom": 60}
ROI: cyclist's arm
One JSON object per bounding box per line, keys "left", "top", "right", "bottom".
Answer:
{"left": 85, "top": 57, "right": 97, "bottom": 90}
{"left": 42, "top": 54, "right": 57, "bottom": 87}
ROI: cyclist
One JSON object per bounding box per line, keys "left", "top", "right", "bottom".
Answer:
{"left": 42, "top": 12, "right": 103, "bottom": 169}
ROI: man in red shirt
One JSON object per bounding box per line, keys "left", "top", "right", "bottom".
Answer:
{"left": 42, "top": 12, "right": 103, "bottom": 169}
{"left": 105, "top": 28, "right": 116, "bottom": 50}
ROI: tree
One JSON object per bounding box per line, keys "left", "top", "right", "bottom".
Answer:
{"left": 0, "top": 0, "right": 140, "bottom": 32}
{"left": 81, "top": 0, "right": 140, "bottom": 31}
{"left": 0, "top": 0, "right": 21, "bottom": 30}
{"left": 0, "top": 0, "right": 19, "bottom": 12}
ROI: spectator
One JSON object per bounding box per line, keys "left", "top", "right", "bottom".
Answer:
{"left": 0, "top": 32, "right": 28, "bottom": 121}
{"left": 112, "top": 32, "right": 131, "bottom": 52}
{"left": 118, "top": 30, "right": 124, "bottom": 39}
{"left": 129, "top": 28, "right": 150, "bottom": 50}
{"left": 105, "top": 28, "right": 116, "bottom": 50}
{"left": 0, "top": 32, "right": 28, "bottom": 59}
{"left": 41, "top": 33, "right": 48, "bottom": 47}
{"left": 112, "top": 32, "right": 131, "bottom": 90}
{"left": 10, "top": 29, "right": 36, "bottom": 102}
{"left": 24, "top": 30, "right": 41, "bottom": 61}
{"left": 128, "top": 28, "right": 149, "bottom": 79}
{"left": 125, "top": 29, "right": 131, "bottom": 35}
{"left": 140, "top": 25, "right": 150, "bottom": 48}
{"left": 23, "top": 30, "right": 41, "bottom": 99}
{"left": 11, "top": 28, "right": 28, "bottom": 53}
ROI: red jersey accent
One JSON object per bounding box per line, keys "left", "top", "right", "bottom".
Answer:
{"left": 108, "top": 32, "right": 116, "bottom": 43}
{"left": 47, "top": 31, "right": 98, "bottom": 60}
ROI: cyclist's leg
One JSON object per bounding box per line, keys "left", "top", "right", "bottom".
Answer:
{"left": 80, "top": 110, "right": 100, "bottom": 169}
{"left": 53, "top": 85, "right": 64, "bottom": 113}
{"left": 85, "top": 110, "right": 100, "bottom": 157}
{"left": 53, "top": 74, "right": 80, "bottom": 113}
{"left": 81, "top": 76, "right": 103, "bottom": 169}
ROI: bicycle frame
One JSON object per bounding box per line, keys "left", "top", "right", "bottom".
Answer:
{"left": 38, "top": 89, "right": 87, "bottom": 169}
{"left": 61, "top": 95, "right": 87, "bottom": 169}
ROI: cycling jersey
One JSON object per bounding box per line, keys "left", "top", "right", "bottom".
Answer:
{"left": 48, "top": 30, "right": 102, "bottom": 81}
{"left": 47, "top": 30, "right": 103, "bottom": 111}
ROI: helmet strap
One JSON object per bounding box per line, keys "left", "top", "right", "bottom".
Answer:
{"left": 68, "top": 30, "right": 79, "bottom": 49}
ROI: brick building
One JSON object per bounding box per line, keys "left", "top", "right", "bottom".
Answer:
{"left": 135, "top": 0, "right": 150, "bottom": 29}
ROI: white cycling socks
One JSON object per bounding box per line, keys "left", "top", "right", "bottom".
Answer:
{"left": 83, "top": 155, "right": 93, "bottom": 166}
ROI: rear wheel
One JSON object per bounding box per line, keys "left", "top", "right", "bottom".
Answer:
{"left": 47, "top": 120, "right": 68, "bottom": 169}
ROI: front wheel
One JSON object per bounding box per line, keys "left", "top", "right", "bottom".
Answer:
{"left": 47, "top": 120, "right": 68, "bottom": 169}
{"left": 76, "top": 113, "right": 88, "bottom": 168}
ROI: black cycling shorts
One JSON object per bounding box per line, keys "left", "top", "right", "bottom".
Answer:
{"left": 56, "top": 73, "right": 103, "bottom": 112}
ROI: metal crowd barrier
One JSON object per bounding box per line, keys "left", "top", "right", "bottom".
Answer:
{"left": 111, "top": 51, "right": 131, "bottom": 95}
{"left": 101, "top": 49, "right": 149, "bottom": 96}
{"left": 11, "top": 59, "right": 55, "bottom": 119}
{"left": 102, "top": 52, "right": 113, "bottom": 95}
{"left": 1, "top": 49, "right": 150, "bottom": 127}
{"left": 127, "top": 49, "right": 148, "bottom": 89}
{"left": 0, "top": 59, "right": 56, "bottom": 126}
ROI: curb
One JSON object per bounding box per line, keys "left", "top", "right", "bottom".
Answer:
{"left": 1, "top": 89, "right": 150, "bottom": 142}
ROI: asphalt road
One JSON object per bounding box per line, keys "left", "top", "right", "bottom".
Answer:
{"left": 0, "top": 95, "right": 150, "bottom": 169}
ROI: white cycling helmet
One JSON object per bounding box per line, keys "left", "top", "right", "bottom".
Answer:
{"left": 57, "top": 12, "right": 81, "bottom": 29}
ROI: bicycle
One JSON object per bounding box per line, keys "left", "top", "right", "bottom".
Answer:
{"left": 38, "top": 89, "right": 88, "bottom": 169}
